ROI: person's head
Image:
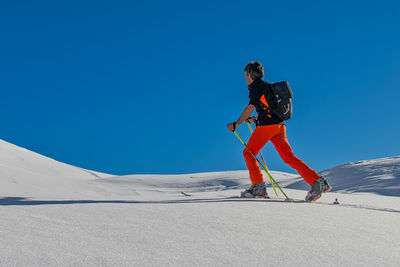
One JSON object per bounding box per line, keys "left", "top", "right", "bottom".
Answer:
{"left": 244, "top": 61, "right": 264, "bottom": 85}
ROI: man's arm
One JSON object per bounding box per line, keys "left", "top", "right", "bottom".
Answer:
{"left": 227, "top": 104, "right": 255, "bottom": 132}
{"left": 236, "top": 104, "right": 256, "bottom": 127}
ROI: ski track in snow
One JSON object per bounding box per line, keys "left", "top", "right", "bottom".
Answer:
{"left": 1, "top": 139, "right": 400, "bottom": 266}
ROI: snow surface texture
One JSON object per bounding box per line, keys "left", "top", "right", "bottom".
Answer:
{"left": 1, "top": 139, "right": 399, "bottom": 266}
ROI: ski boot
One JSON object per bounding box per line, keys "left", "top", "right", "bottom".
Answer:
{"left": 240, "top": 182, "right": 269, "bottom": 198}
{"left": 305, "top": 177, "right": 332, "bottom": 202}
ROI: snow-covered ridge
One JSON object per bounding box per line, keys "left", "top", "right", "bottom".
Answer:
{"left": 286, "top": 156, "right": 400, "bottom": 197}
{"left": 0, "top": 139, "right": 113, "bottom": 198}
{"left": 0, "top": 139, "right": 112, "bottom": 178}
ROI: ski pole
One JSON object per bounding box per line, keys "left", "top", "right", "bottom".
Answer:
{"left": 246, "top": 122, "right": 278, "bottom": 197}
{"left": 233, "top": 130, "right": 292, "bottom": 201}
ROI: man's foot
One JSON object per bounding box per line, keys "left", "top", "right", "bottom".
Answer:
{"left": 240, "top": 182, "right": 269, "bottom": 198}
{"left": 305, "top": 177, "right": 332, "bottom": 202}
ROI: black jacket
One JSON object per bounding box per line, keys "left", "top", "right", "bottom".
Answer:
{"left": 248, "top": 79, "right": 284, "bottom": 126}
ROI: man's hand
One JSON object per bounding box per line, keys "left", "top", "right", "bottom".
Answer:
{"left": 227, "top": 122, "right": 236, "bottom": 132}
{"left": 246, "top": 116, "right": 258, "bottom": 124}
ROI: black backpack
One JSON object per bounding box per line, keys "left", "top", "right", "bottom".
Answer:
{"left": 268, "top": 81, "right": 293, "bottom": 121}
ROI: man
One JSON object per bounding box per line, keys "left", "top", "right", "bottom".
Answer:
{"left": 227, "top": 61, "right": 331, "bottom": 201}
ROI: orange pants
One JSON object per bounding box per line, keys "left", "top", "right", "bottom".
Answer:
{"left": 243, "top": 124, "right": 320, "bottom": 186}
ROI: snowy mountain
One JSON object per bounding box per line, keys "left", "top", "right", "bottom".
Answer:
{"left": 1, "top": 139, "right": 399, "bottom": 266}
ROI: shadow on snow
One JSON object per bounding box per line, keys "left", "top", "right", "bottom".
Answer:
{"left": 1, "top": 196, "right": 400, "bottom": 214}
{"left": 0, "top": 196, "right": 294, "bottom": 206}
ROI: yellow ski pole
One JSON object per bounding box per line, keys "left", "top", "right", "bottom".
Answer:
{"left": 246, "top": 122, "right": 278, "bottom": 197}
{"left": 233, "top": 130, "right": 292, "bottom": 201}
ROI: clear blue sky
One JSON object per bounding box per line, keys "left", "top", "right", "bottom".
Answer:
{"left": 1, "top": 0, "right": 399, "bottom": 175}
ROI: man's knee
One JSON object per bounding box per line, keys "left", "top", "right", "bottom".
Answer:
{"left": 281, "top": 153, "right": 298, "bottom": 165}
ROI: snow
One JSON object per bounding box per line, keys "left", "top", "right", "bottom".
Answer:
{"left": 1, "top": 139, "right": 399, "bottom": 266}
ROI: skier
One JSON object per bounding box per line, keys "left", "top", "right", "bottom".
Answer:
{"left": 227, "top": 61, "right": 331, "bottom": 201}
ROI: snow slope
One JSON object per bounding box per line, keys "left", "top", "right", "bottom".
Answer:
{"left": 0, "top": 139, "right": 112, "bottom": 199}
{"left": 1, "top": 139, "right": 399, "bottom": 266}
{"left": 286, "top": 156, "right": 400, "bottom": 197}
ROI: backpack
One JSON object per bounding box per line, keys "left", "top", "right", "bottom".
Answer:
{"left": 268, "top": 81, "right": 293, "bottom": 121}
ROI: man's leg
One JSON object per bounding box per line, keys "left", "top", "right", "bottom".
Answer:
{"left": 270, "top": 125, "right": 320, "bottom": 185}
{"left": 243, "top": 125, "right": 281, "bottom": 185}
